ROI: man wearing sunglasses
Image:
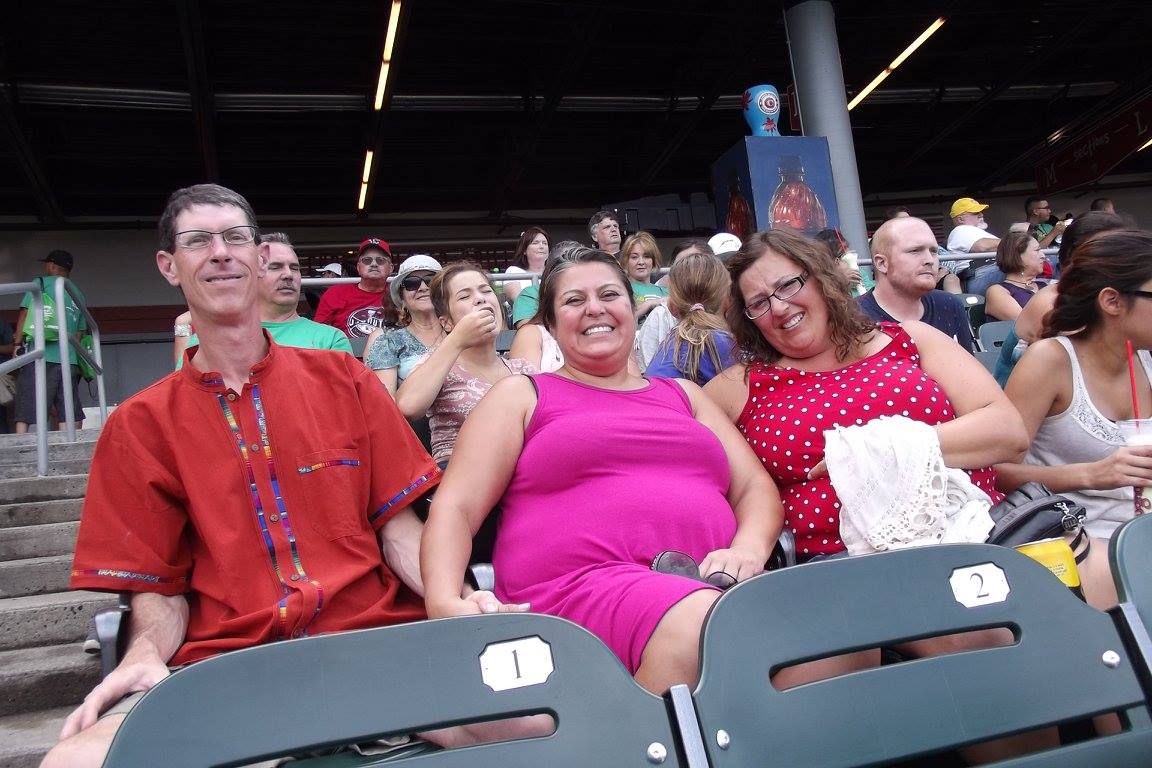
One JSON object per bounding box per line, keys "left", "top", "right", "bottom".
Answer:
{"left": 313, "top": 237, "right": 399, "bottom": 338}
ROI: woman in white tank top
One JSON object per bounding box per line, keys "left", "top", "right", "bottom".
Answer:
{"left": 997, "top": 229, "right": 1152, "bottom": 610}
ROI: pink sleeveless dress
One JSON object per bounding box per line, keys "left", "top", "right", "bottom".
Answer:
{"left": 494, "top": 373, "right": 737, "bottom": 673}
{"left": 736, "top": 322, "right": 1003, "bottom": 560}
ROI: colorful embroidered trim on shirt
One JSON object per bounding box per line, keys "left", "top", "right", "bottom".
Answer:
{"left": 297, "top": 459, "right": 361, "bottom": 474}
{"left": 71, "top": 568, "right": 186, "bottom": 585}
{"left": 217, "top": 386, "right": 324, "bottom": 640}
{"left": 369, "top": 474, "right": 435, "bottom": 525}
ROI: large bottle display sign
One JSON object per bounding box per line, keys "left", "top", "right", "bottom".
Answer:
{"left": 711, "top": 137, "right": 840, "bottom": 241}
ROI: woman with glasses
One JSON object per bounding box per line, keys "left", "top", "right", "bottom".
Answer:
{"left": 705, "top": 228, "right": 1024, "bottom": 564}
{"left": 422, "top": 247, "right": 782, "bottom": 694}
{"left": 997, "top": 229, "right": 1152, "bottom": 609}
{"left": 363, "top": 255, "right": 445, "bottom": 396}
{"left": 502, "top": 227, "right": 549, "bottom": 304}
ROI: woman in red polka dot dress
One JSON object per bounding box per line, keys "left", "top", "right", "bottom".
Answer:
{"left": 706, "top": 228, "right": 1028, "bottom": 562}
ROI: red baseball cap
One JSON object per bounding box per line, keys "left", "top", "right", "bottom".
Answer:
{"left": 357, "top": 238, "right": 392, "bottom": 257}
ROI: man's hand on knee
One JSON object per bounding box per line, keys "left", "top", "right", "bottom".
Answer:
{"left": 60, "top": 656, "right": 169, "bottom": 740}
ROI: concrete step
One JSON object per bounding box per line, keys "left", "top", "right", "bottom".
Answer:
{"left": 0, "top": 458, "right": 93, "bottom": 480}
{"left": 0, "top": 438, "right": 97, "bottom": 465}
{"left": 0, "top": 521, "right": 79, "bottom": 561}
{"left": 0, "top": 499, "right": 83, "bottom": 529}
{"left": 0, "top": 555, "right": 72, "bottom": 599}
{"left": 0, "top": 428, "right": 102, "bottom": 447}
{"left": 0, "top": 705, "right": 71, "bottom": 768}
{"left": 0, "top": 590, "right": 114, "bottom": 652}
{"left": 0, "top": 644, "right": 99, "bottom": 718}
{"left": 0, "top": 474, "right": 87, "bottom": 505}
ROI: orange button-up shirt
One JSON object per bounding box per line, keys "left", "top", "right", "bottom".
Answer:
{"left": 71, "top": 339, "right": 439, "bottom": 666}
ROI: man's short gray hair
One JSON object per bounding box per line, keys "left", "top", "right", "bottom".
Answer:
{"left": 261, "top": 231, "right": 292, "bottom": 246}
{"left": 587, "top": 210, "right": 620, "bottom": 240}
{"left": 158, "top": 184, "right": 259, "bottom": 253}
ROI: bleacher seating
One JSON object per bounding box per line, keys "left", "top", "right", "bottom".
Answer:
{"left": 978, "top": 320, "right": 1014, "bottom": 353}
{"left": 495, "top": 329, "right": 516, "bottom": 354}
{"left": 103, "top": 613, "right": 689, "bottom": 767}
{"left": 102, "top": 540, "right": 1152, "bottom": 767}
{"left": 1109, "top": 513, "right": 1152, "bottom": 655}
{"left": 957, "top": 293, "right": 985, "bottom": 333}
{"left": 975, "top": 348, "right": 1000, "bottom": 375}
{"left": 689, "top": 543, "right": 1152, "bottom": 766}
{"left": 962, "top": 258, "right": 1004, "bottom": 298}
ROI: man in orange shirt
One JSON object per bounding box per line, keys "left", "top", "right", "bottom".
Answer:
{"left": 44, "top": 184, "right": 506, "bottom": 768}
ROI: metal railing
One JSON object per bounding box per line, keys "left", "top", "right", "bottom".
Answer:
{"left": 0, "top": 278, "right": 107, "bottom": 475}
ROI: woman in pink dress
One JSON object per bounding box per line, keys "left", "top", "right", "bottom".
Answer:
{"left": 422, "top": 247, "right": 782, "bottom": 694}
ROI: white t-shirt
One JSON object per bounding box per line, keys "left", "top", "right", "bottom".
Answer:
{"left": 503, "top": 265, "right": 532, "bottom": 295}
{"left": 946, "top": 224, "right": 996, "bottom": 253}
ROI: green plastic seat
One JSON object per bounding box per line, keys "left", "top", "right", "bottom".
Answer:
{"left": 1110, "top": 514, "right": 1152, "bottom": 677}
{"left": 103, "top": 613, "right": 688, "bottom": 768}
{"left": 690, "top": 544, "right": 1152, "bottom": 767}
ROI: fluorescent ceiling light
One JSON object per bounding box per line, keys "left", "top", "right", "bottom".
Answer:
{"left": 383, "top": 0, "right": 401, "bottom": 61}
{"left": 357, "top": 182, "right": 369, "bottom": 210}
{"left": 374, "top": 62, "right": 391, "bottom": 111}
{"left": 373, "top": 1, "right": 402, "bottom": 111}
{"left": 1140, "top": 136, "right": 1152, "bottom": 152}
{"left": 848, "top": 17, "right": 945, "bottom": 111}
{"left": 362, "top": 150, "right": 374, "bottom": 183}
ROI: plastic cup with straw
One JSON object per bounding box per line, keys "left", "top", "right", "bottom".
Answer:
{"left": 1120, "top": 340, "right": 1152, "bottom": 515}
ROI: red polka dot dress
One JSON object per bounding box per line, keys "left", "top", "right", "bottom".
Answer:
{"left": 736, "top": 323, "right": 1003, "bottom": 560}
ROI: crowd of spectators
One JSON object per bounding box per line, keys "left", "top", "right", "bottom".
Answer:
{"left": 40, "top": 182, "right": 1152, "bottom": 766}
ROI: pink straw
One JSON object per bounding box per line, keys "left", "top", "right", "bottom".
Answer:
{"left": 1128, "top": 339, "right": 1141, "bottom": 428}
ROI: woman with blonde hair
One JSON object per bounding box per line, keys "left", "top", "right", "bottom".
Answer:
{"left": 619, "top": 231, "right": 668, "bottom": 321}
{"left": 645, "top": 251, "right": 736, "bottom": 385}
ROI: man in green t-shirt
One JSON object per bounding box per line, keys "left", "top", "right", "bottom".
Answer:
{"left": 180, "top": 232, "right": 352, "bottom": 366}
{"left": 13, "top": 250, "right": 87, "bottom": 433}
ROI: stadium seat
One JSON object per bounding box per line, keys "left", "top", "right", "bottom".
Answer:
{"left": 978, "top": 320, "right": 1014, "bottom": 352}
{"left": 103, "top": 614, "right": 693, "bottom": 768}
{"left": 975, "top": 348, "right": 1000, "bottom": 376}
{"left": 688, "top": 544, "right": 1152, "bottom": 767}
{"left": 963, "top": 259, "right": 1004, "bottom": 297}
{"left": 349, "top": 334, "right": 370, "bottom": 358}
{"left": 495, "top": 329, "right": 516, "bottom": 354}
{"left": 1110, "top": 513, "right": 1152, "bottom": 645}
{"left": 957, "top": 293, "right": 986, "bottom": 332}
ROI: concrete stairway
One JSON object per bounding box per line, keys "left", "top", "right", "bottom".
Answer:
{"left": 0, "top": 429, "right": 112, "bottom": 768}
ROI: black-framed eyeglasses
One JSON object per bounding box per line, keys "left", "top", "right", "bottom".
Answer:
{"left": 174, "top": 225, "right": 258, "bottom": 251}
{"left": 743, "top": 273, "right": 808, "bottom": 320}
{"left": 400, "top": 274, "right": 435, "bottom": 292}
{"left": 360, "top": 255, "right": 390, "bottom": 265}
{"left": 1124, "top": 290, "right": 1152, "bottom": 300}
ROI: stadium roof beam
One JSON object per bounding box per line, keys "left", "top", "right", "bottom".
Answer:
{"left": 975, "top": 67, "right": 1152, "bottom": 193}
{"left": 360, "top": 0, "right": 413, "bottom": 216}
{"left": 0, "top": 85, "right": 63, "bottom": 224}
{"left": 178, "top": 0, "right": 219, "bottom": 182}
{"left": 485, "top": 8, "right": 606, "bottom": 219}
{"left": 899, "top": 20, "right": 1106, "bottom": 173}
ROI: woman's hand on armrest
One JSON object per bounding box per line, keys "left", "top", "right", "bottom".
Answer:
{"left": 429, "top": 591, "right": 530, "bottom": 619}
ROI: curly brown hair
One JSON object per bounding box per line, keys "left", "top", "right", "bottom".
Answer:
{"left": 725, "top": 228, "right": 876, "bottom": 368}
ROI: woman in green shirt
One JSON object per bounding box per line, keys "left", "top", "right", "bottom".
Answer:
{"left": 619, "top": 231, "right": 668, "bottom": 323}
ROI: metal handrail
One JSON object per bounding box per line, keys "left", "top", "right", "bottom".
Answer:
{"left": 53, "top": 277, "right": 108, "bottom": 442}
{"left": 0, "top": 282, "right": 49, "bottom": 475}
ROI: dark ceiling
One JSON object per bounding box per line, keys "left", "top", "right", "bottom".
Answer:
{"left": 2, "top": 0, "right": 1151, "bottom": 228}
